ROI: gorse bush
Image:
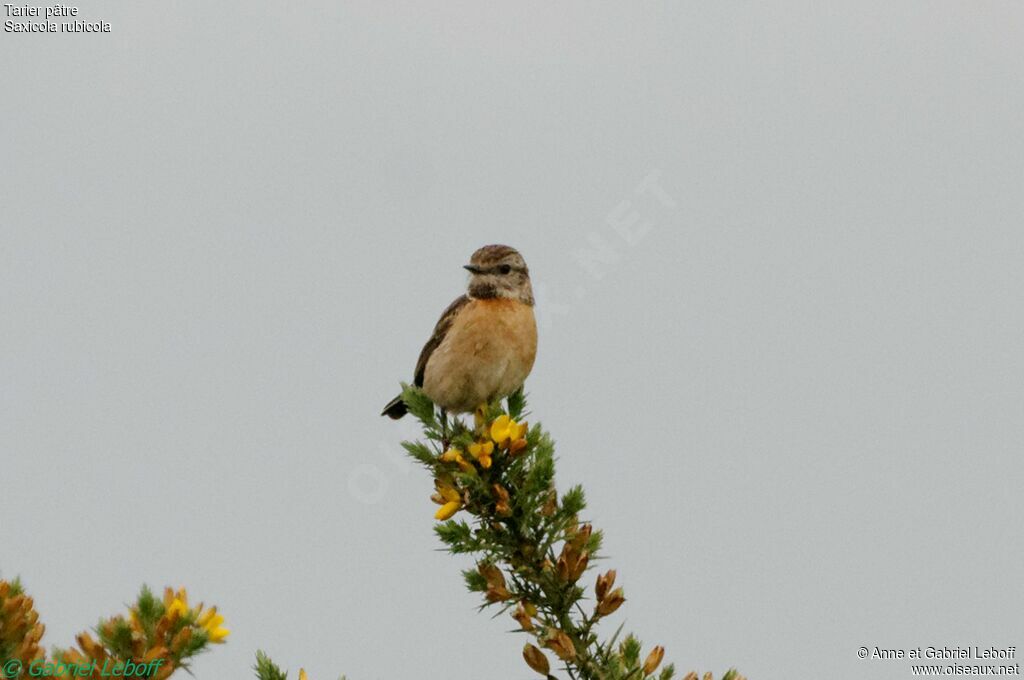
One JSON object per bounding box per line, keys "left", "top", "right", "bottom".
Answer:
{"left": 0, "top": 580, "right": 227, "bottom": 679}
{"left": 256, "top": 387, "right": 743, "bottom": 680}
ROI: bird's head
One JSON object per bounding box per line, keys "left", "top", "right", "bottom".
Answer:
{"left": 464, "top": 244, "right": 533, "bottom": 305}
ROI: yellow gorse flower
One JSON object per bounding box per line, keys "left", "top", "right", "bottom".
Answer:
{"left": 432, "top": 478, "right": 463, "bottom": 520}
{"left": 162, "top": 587, "right": 230, "bottom": 643}
{"left": 489, "top": 415, "right": 528, "bottom": 452}
{"left": 163, "top": 586, "right": 190, "bottom": 619}
{"left": 427, "top": 415, "right": 530, "bottom": 521}
{"left": 198, "top": 606, "right": 230, "bottom": 643}
{"left": 166, "top": 597, "right": 188, "bottom": 620}
{"left": 440, "top": 447, "right": 476, "bottom": 474}
{"left": 468, "top": 439, "right": 494, "bottom": 468}
{"left": 435, "top": 502, "right": 461, "bottom": 520}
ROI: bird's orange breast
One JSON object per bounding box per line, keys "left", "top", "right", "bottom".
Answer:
{"left": 421, "top": 298, "right": 537, "bottom": 413}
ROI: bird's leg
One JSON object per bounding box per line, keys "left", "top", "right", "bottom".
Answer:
{"left": 440, "top": 408, "right": 449, "bottom": 450}
{"left": 474, "top": 404, "right": 487, "bottom": 434}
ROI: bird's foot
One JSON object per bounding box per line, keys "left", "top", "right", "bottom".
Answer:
{"left": 473, "top": 404, "right": 488, "bottom": 433}
{"left": 439, "top": 408, "right": 449, "bottom": 450}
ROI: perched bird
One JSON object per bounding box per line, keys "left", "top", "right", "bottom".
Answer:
{"left": 382, "top": 244, "right": 538, "bottom": 419}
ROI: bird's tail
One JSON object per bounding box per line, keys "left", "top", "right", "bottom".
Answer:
{"left": 381, "top": 394, "right": 408, "bottom": 419}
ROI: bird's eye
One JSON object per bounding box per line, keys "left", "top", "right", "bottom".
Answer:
{"left": 498, "top": 264, "right": 512, "bottom": 275}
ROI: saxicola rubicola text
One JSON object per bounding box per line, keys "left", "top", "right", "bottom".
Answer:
{"left": 381, "top": 244, "right": 538, "bottom": 419}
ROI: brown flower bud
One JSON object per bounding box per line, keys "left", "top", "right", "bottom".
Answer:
{"left": 28, "top": 623, "right": 45, "bottom": 646}
{"left": 571, "top": 551, "right": 589, "bottom": 582}
{"left": 596, "top": 587, "right": 625, "bottom": 617}
{"left": 3, "top": 594, "right": 25, "bottom": 616}
{"left": 595, "top": 569, "right": 616, "bottom": 601}
{"left": 12, "top": 593, "right": 32, "bottom": 622}
{"left": 642, "top": 645, "right": 665, "bottom": 675}
{"left": 155, "top": 617, "right": 171, "bottom": 640}
{"left": 511, "top": 601, "right": 534, "bottom": 631}
{"left": 478, "top": 563, "right": 506, "bottom": 589}
{"left": 492, "top": 484, "right": 513, "bottom": 516}
{"left": 703, "top": 673, "right": 714, "bottom": 680}
{"left": 544, "top": 629, "right": 577, "bottom": 661}
{"left": 556, "top": 543, "right": 589, "bottom": 583}
{"left": 556, "top": 549, "right": 573, "bottom": 582}
{"left": 14, "top": 640, "right": 41, "bottom": 663}
{"left": 130, "top": 628, "right": 145, "bottom": 657}
{"left": 541, "top": 488, "right": 558, "bottom": 516}
{"left": 479, "top": 563, "right": 512, "bottom": 601}
{"left": 682, "top": 673, "right": 699, "bottom": 680}
{"left": 522, "top": 643, "right": 550, "bottom": 675}
{"left": 569, "top": 523, "right": 593, "bottom": 550}
{"left": 171, "top": 626, "right": 193, "bottom": 654}
{"left": 485, "top": 584, "right": 513, "bottom": 602}
{"left": 76, "top": 632, "right": 106, "bottom": 661}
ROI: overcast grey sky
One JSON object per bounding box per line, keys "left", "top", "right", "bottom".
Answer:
{"left": 2, "top": 3, "right": 1022, "bottom": 679}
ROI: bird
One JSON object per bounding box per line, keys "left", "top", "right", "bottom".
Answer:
{"left": 381, "top": 244, "right": 537, "bottom": 420}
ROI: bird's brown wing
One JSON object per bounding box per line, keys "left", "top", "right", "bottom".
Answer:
{"left": 381, "top": 294, "right": 471, "bottom": 419}
{"left": 414, "top": 294, "right": 471, "bottom": 387}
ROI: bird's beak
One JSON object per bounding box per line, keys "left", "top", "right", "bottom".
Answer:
{"left": 463, "top": 264, "right": 483, "bottom": 274}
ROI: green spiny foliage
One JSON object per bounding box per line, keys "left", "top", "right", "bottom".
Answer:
{"left": 134, "top": 585, "right": 161, "bottom": 637}
{"left": 254, "top": 650, "right": 290, "bottom": 680}
{"left": 253, "top": 651, "right": 348, "bottom": 680}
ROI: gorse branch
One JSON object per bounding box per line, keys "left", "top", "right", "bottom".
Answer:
{"left": 398, "top": 385, "right": 744, "bottom": 680}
